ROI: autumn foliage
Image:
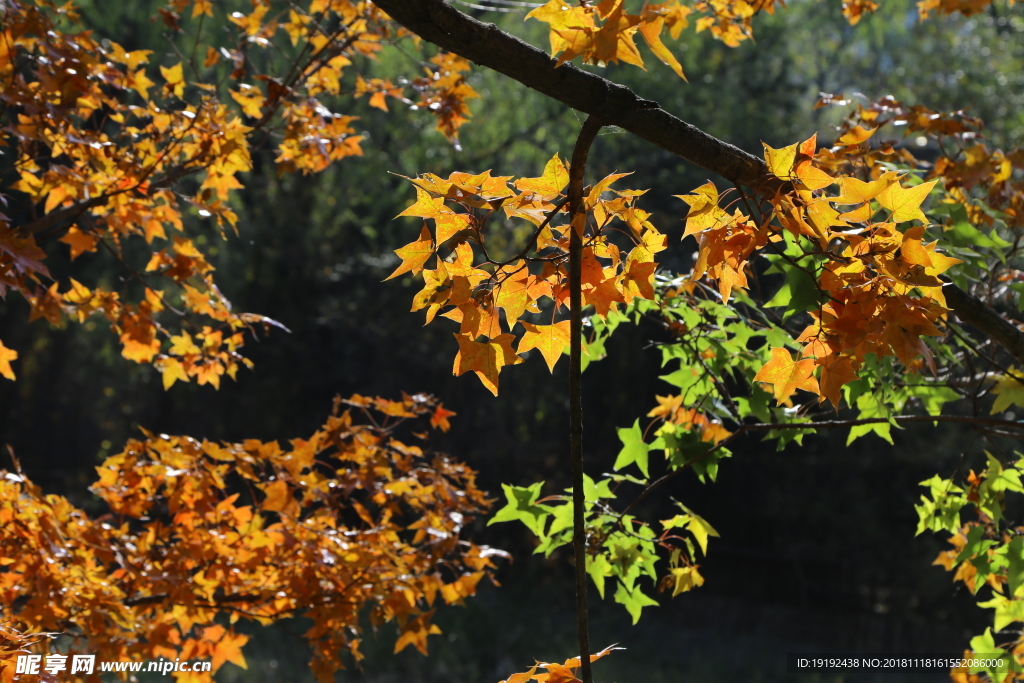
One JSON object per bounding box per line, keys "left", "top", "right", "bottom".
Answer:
{"left": 4, "top": 0, "right": 1024, "bottom": 681}
{"left": 0, "top": 0, "right": 477, "bottom": 388}
{"left": 390, "top": 156, "right": 666, "bottom": 395}
{"left": 0, "top": 394, "right": 500, "bottom": 683}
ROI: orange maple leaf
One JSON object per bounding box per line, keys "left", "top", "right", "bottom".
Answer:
{"left": 259, "top": 479, "right": 291, "bottom": 513}
{"left": 430, "top": 403, "right": 457, "bottom": 432}
{"left": 210, "top": 629, "right": 248, "bottom": 671}
{"left": 394, "top": 611, "right": 442, "bottom": 655}
{"left": 59, "top": 227, "right": 100, "bottom": 260}
{"left": 452, "top": 333, "right": 521, "bottom": 396}
{"left": 818, "top": 354, "right": 858, "bottom": 410}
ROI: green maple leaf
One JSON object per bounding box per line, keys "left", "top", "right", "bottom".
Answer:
{"left": 991, "top": 370, "right": 1024, "bottom": 414}
{"left": 614, "top": 419, "right": 650, "bottom": 478}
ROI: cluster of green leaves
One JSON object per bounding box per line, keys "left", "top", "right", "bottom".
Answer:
{"left": 488, "top": 252, "right": 972, "bottom": 624}
{"left": 488, "top": 474, "right": 718, "bottom": 623}
{"left": 916, "top": 453, "right": 1024, "bottom": 681}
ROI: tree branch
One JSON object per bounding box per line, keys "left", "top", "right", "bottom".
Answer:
{"left": 944, "top": 281, "right": 1024, "bottom": 368}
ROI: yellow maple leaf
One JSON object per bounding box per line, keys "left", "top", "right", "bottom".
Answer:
{"left": 990, "top": 370, "right": 1024, "bottom": 414}
{"left": 836, "top": 124, "right": 876, "bottom": 146}
{"left": 192, "top": 0, "right": 213, "bottom": 18}
{"left": 637, "top": 16, "right": 686, "bottom": 80}
{"left": 763, "top": 141, "right": 798, "bottom": 179}
{"left": 0, "top": 341, "right": 17, "bottom": 381}
{"left": 513, "top": 154, "right": 569, "bottom": 198}
{"left": 230, "top": 84, "right": 265, "bottom": 118}
{"left": 159, "top": 357, "right": 189, "bottom": 390}
{"left": 517, "top": 321, "right": 572, "bottom": 372}
{"left": 833, "top": 171, "right": 898, "bottom": 205}
{"left": 590, "top": 1, "right": 644, "bottom": 68}
{"left": 676, "top": 181, "right": 728, "bottom": 237}
{"left": 159, "top": 62, "right": 185, "bottom": 98}
{"left": 875, "top": 178, "right": 937, "bottom": 224}
{"left": 385, "top": 224, "right": 434, "bottom": 281}
{"left": 527, "top": 0, "right": 597, "bottom": 62}
{"left": 670, "top": 565, "right": 704, "bottom": 596}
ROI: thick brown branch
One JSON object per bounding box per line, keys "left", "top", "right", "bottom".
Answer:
{"left": 123, "top": 592, "right": 261, "bottom": 608}
{"left": 18, "top": 197, "right": 107, "bottom": 237}
{"left": 374, "top": 0, "right": 771, "bottom": 190}
{"left": 944, "top": 281, "right": 1024, "bottom": 368}
{"left": 18, "top": 165, "right": 204, "bottom": 239}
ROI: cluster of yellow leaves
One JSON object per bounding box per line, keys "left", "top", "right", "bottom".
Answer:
{"left": 0, "top": 394, "right": 502, "bottom": 683}
{"left": 497, "top": 645, "right": 621, "bottom": 683}
{"left": 917, "top": 0, "right": 1003, "bottom": 19}
{"left": 356, "top": 53, "right": 479, "bottom": 142}
{"left": 525, "top": 0, "right": 1004, "bottom": 74}
{"left": 840, "top": 0, "right": 881, "bottom": 24}
{"left": 527, "top": 0, "right": 691, "bottom": 79}
{"left": 820, "top": 94, "right": 1024, "bottom": 277}
{"left": 681, "top": 131, "right": 960, "bottom": 408}
{"left": 0, "top": 0, "right": 478, "bottom": 385}
{"left": 690, "top": 0, "right": 784, "bottom": 47}
{"left": 390, "top": 155, "right": 666, "bottom": 394}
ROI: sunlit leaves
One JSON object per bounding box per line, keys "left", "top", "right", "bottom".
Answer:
{"left": 613, "top": 419, "right": 650, "bottom": 478}
{"left": 386, "top": 225, "right": 435, "bottom": 281}
{"left": 230, "top": 84, "right": 265, "bottom": 118}
{"left": 453, "top": 333, "right": 522, "bottom": 396}
{"left": 754, "top": 348, "right": 819, "bottom": 403}
{"left": 0, "top": 0, "right": 482, "bottom": 391}
{"left": 1, "top": 395, "right": 501, "bottom": 683}
{"left": 526, "top": 0, "right": 689, "bottom": 77}
{"left": 159, "top": 62, "right": 185, "bottom": 98}
{"left": 497, "top": 645, "right": 621, "bottom": 683}
{"left": 58, "top": 228, "right": 99, "bottom": 260}
{"left": 875, "top": 179, "right": 937, "bottom": 224}
{"left": 679, "top": 131, "right": 965, "bottom": 410}
{"left": 518, "top": 322, "right": 572, "bottom": 373}
{"left": 391, "top": 158, "right": 665, "bottom": 394}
